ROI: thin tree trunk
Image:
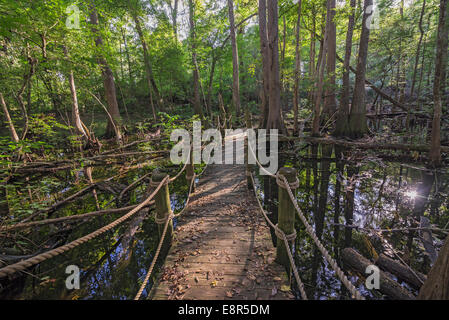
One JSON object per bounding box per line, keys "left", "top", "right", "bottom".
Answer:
{"left": 189, "top": 0, "right": 203, "bottom": 118}
{"left": 227, "top": 0, "right": 241, "bottom": 116}
{"left": 0, "top": 93, "right": 19, "bottom": 143}
{"left": 266, "top": 0, "right": 285, "bottom": 131}
{"left": 132, "top": 13, "right": 159, "bottom": 120}
{"left": 411, "top": 0, "right": 427, "bottom": 98}
{"left": 293, "top": 0, "right": 302, "bottom": 135}
{"left": 89, "top": 7, "right": 122, "bottom": 140}
{"left": 63, "top": 45, "right": 88, "bottom": 141}
{"left": 323, "top": 0, "right": 337, "bottom": 118}
{"left": 335, "top": 0, "right": 356, "bottom": 137}
{"left": 311, "top": 9, "right": 329, "bottom": 136}
{"left": 121, "top": 27, "right": 134, "bottom": 89}
{"left": 258, "top": 0, "right": 270, "bottom": 129}
{"left": 429, "top": 0, "right": 449, "bottom": 167}
{"left": 207, "top": 52, "right": 217, "bottom": 116}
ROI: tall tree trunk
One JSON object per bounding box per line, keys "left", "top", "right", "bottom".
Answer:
{"left": 334, "top": 0, "right": 356, "bottom": 137}
{"left": 266, "top": 0, "right": 285, "bottom": 131}
{"left": 189, "top": 0, "right": 203, "bottom": 118}
{"left": 293, "top": 0, "right": 302, "bottom": 135}
{"left": 348, "top": 0, "right": 372, "bottom": 138}
{"left": 207, "top": 52, "right": 217, "bottom": 117}
{"left": 411, "top": 0, "right": 427, "bottom": 98}
{"left": 323, "top": 0, "right": 337, "bottom": 118}
{"left": 89, "top": 7, "right": 122, "bottom": 140}
{"left": 429, "top": 0, "right": 449, "bottom": 167}
{"left": 0, "top": 93, "right": 19, "bottom": 143}
{"left": 168, "top": 0, "right": 179, "bottom": 40}
{"left": 121, "top": 27, "right": 134, "bottom": 89}
{"left": 258, "top": 0, "right": 270, "bottom": 129}
{"left": 63, "top": 46, "right": 88, "bottom": 141}
{"left": 280, "top": 15, "right": 287, "bottom": 111}
{"left": 311, "top": 8, "right": 329, "bottom": 136}
{"left": 308, "top": 8, "right": 316, "bottom": 108}
{"left": 132, "top": 13, "right": 160, "bottom": 120}
{"left": 227, "top": 0, "right": 241, "bottom": 116}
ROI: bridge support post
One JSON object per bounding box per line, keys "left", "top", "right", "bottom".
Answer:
{"left": 276, "top": 167, "right": 298, "bottom": 274}
{"left": 186, "top": 146, "right": 195, "bottom": 193}
{"left": 244, "top": 136, "right": 253, "bottom": 189}
{"left": 152, "top": 170, "right": 173, "bottom": 252}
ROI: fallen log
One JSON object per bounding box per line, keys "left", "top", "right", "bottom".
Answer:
{"left": 342, "top": 248, "right": 416, "bottom": 300}
{"left": 336, "top": 54, "right": 409, "bottom": 112}
{"left": 375, "top": 253, "right": 426, "bottom": 289}
{"left": 282, "top": 136, "right": 449, "bottom": 153}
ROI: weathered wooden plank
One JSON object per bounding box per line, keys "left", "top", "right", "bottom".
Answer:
{"left": 149, "top": 158, "right": 293, "bottom": 301}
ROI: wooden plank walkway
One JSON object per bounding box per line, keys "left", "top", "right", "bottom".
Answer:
{"left": 150, "top": 137, "right": 294, "bottom": 300}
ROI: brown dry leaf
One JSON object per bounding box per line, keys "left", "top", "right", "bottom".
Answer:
{"left": 280, "top": 285, "right": 290, "bottom": 292}
{"left": 226, "top": 291, "right": 233, "bottom": 298}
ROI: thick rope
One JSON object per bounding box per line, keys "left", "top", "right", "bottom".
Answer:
{"left": 247, "top": 136, "right": 276, "bottom": 177}
{"left": 279, "top": 174, "right": 365, "bottom": 300}
{"left": 135, "top": 173, "right": 197, "bottom": 300}
{"left": 248, "top": 172, "right": 308, "bottom": 300}
{"left": 134, "top": 212, "right": 174, "bottom": 300}
{"left": 0, "top": 203, "right": 154, "bottom": 232}
{"left": 0, "top": 176, "right": 168, "bottom": 279}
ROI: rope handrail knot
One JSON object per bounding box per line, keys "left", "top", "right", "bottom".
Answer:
{"left": 274, "top": 224, "right": 297, "bottom": 241}
{"left": 276, "top": 172, "right": 299, "bottom": 189}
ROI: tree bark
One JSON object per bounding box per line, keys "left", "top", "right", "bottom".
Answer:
{"left": 89, "top": 7, "right": 122, "bottom": 140}
{"left": 62, "top": 46, "right": 88, "bottom": 141}
{"left": 376, "top": 253, "right": 426, "bottom": 289}
{"left": 132, "top": 13, "right": 160, "bottom": 120}
{"left": 0, "top": 93, "right": 20, "bottom": 143}
{"left": 227, "top": 0, "right": 241, "bottom": 116}
{"left": 334, "top": 0, "right": 356, "bottom": 137}
{"left": 349, "top": 0, "right": 372, "bottom": 138}
{"left": 429, "top": 0, "right": 449, "bottom": 167}
{"left": 342, "top": 248, "right": 416, "bottom": 300}
{"left": 266, "top": 0, "right": 285, "bottom": 131}
{"left": 293, "top": 0, "right": 302, "bottom": 135}
{"left": 258, "top": 0, "right": 270, "bottom": 129}
{"left": 418, "top": 235, "right": 449, "bottom": 299}
{"left": 323, "top": 0, "right": 337, "bottom": 117}
{"left": 410, "top": 0, "right": 426, "bottom": 98}
{"left": 188, "top": 0, "right": 203, "bottom": 118}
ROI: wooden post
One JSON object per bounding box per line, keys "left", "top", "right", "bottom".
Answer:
{"left": 186, "top": 146, "right": 195, "bottom": 193}
{"left": 276, "top": 167, "right": 297, "bottom": 273}
{"left": 152, "top": 170, "right": 173, "bottom": 252}
{"left": 244, "top": 136, "right": 252, "bottom": 189}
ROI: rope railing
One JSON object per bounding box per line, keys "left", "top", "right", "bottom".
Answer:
{"left": 279, "top": 174, "right": 365, "bottom": 300}
{"left": 134, "top": 173, "right": 197, "bottom": 300}
{"left": 0, "top": 203, "right": 154, "bottom": 232}
{"left": 248, "top": 172, "right": 308, "bottom": 300}
{"left": 247, "top": 132, "right": 365, "bottom": 300}
{"left": 0, "top": 176, "right": 168, "bottom": 279}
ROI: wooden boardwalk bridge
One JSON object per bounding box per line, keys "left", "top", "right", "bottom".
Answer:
{"left": 150, "top": 162, "right": 293, "bottom": 300}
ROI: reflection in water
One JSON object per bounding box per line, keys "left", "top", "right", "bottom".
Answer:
{"left": 3, "top": 142, "right": 449, "bottom": 300}
{"left": 263, "top": 144, "right": 448, "bottom": 300}
{"left": 2, "top": 164, "right": 192, "bottom": 300}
